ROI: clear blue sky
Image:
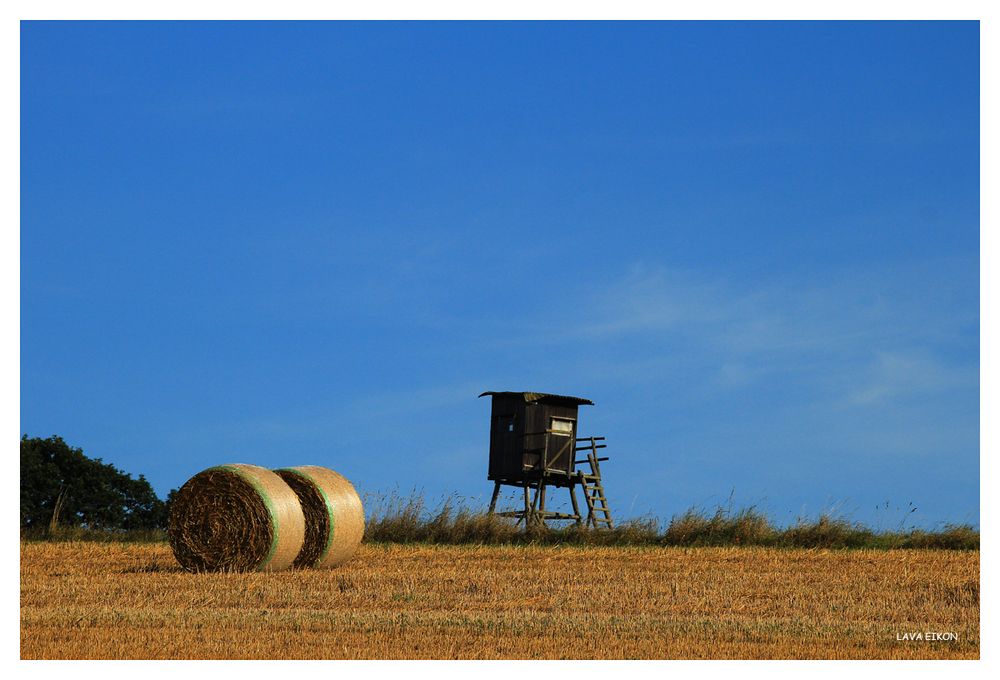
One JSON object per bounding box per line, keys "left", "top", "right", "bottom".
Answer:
{"left": 21, "top": 21, "right": 979, "bottom": 529}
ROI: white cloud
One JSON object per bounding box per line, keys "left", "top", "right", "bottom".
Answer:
{"left": 495, "top": 256, "right": 977, "bottom": 408}
{"left": 847, "top": 350, "right": 976, "bottom": 406}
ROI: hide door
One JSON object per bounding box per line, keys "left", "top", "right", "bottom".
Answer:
{"left": 547, "top": 417, "right": 575, "bottom": 472}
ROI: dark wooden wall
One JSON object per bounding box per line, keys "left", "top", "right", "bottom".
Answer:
{"left": 488, "top": 397, "right": 580, "bottom": 483}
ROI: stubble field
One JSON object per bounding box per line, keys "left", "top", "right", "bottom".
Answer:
{"left": 20, "top": 541, "right": 978, "bottom": 659}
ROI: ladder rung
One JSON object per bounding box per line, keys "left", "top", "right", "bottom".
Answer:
{"left": 569, "top": 442, "right": 613, "bottom": 528}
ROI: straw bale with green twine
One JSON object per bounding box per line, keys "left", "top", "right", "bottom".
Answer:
{"left": 168, "top": 464, "right": 305, "bottom": 572}
{"left": 275, "top": 465, "right": 365, "bottom": 569}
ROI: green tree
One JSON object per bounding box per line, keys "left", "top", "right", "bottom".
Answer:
{"left": 20, "top": 435, "right": 168, "bottom": 532}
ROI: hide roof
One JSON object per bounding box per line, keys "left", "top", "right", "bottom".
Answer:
{"left": 478, "top": 391, "right": 594, "bottom": 406}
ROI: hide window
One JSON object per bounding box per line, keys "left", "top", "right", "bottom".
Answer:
{"left": 550, "top": 418, "right": 573, "bottom": 436}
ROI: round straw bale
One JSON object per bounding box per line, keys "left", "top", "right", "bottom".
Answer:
{"left": 168, "top": 464, "right": 305, "bottom": 572}
{"left": 274, "top": 465, "right": 365, "bottom": 569}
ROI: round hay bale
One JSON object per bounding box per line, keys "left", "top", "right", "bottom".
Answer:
{"left": 168, "top": 464, "right": 305, "bottom": 572}
{"left": 274, "top": 465, "right": 364, "bottom": 569}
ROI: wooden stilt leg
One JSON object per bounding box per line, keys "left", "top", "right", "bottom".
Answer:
{"left": 529, "top": 483, "right": 541, "bottom": 528}
{"left": 538, "top": 484, "right": 547, "bottom": 527}
{"left": 516, "top": 481, "right": 530, "bottom": 527}
{"left": 569, "top": 484, "right": 582, "bottom": 525}
{"left": 487, "top": 481, "right": 501, "bottom": 514}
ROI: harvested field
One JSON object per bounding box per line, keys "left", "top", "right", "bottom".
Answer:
{"left": 20, "top": 541, "right": 978, "bottom": 659}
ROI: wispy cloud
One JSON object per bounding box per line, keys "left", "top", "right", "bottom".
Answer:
{"left": 847, "top": 350, "right": 976, "bottom": 406}
{"left": 487, "top": 257, "right": 977, "bottom": 408}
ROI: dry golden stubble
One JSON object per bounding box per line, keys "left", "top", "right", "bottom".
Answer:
{"left": 20, "top": 543, "right": 979, "bottom": 660}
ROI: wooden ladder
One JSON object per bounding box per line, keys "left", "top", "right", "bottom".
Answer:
{"left": 576, "top": 437, "right": 614, "bottom": 529}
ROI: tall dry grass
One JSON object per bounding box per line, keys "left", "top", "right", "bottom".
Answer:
{"left": 362, "top": 491, "right": 979, "bottom": 550}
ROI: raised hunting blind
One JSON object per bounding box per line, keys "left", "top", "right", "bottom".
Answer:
{"left": 480, "top": 391, "right": 614, "bottom": 528}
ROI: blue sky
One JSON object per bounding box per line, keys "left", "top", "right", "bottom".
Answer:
{"left": 21, "top": 21, "right": 979, "bottom": 528}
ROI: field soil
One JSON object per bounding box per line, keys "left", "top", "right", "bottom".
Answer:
{"left": 21, "top": 541, "right": 978, "bottom": 659}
